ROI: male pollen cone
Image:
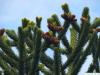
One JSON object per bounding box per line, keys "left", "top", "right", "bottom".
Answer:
{"left": 48, "top": 23, "right": 64, "bottom": 32}
{"left": 61, "top": 13, "right": 77, "bottom": 22}
{"left": 51, "top": 37, "right": 60, "bottom": 44}
{"left": 42, "top": 32, "right": 60, "bottom": 44}
{"left": 89, "top": 28, "right": 100, "bottom": 33}
{"left": 70, "top": 15, "right": 77, "bottom": 24}
{"left": 0, "top": 29, "right": 5, "bottom": 36}
{"left": 95, "top": 28, "right": 100, "bottom": 32}
{"left": 81, "top": 17, "right": 88, "bottom": 22}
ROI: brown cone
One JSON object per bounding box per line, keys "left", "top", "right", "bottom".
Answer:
{"left": 0, "top": 29, "right": 5, "bottom": 36}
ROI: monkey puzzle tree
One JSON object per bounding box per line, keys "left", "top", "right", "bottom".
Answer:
{"left": 0, "top": 3, "right": 100, "bottom": 75}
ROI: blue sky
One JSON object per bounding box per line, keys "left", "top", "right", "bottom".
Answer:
{"left": 0, "top": 0, "right": 100, "bottom": 30}
{"left": 0, "top": 0, "right": 100, "bottom": 75}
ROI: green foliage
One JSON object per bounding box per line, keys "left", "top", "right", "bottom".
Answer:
{"left": 70, "top": 27, "right": 78, "bottom": 50}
